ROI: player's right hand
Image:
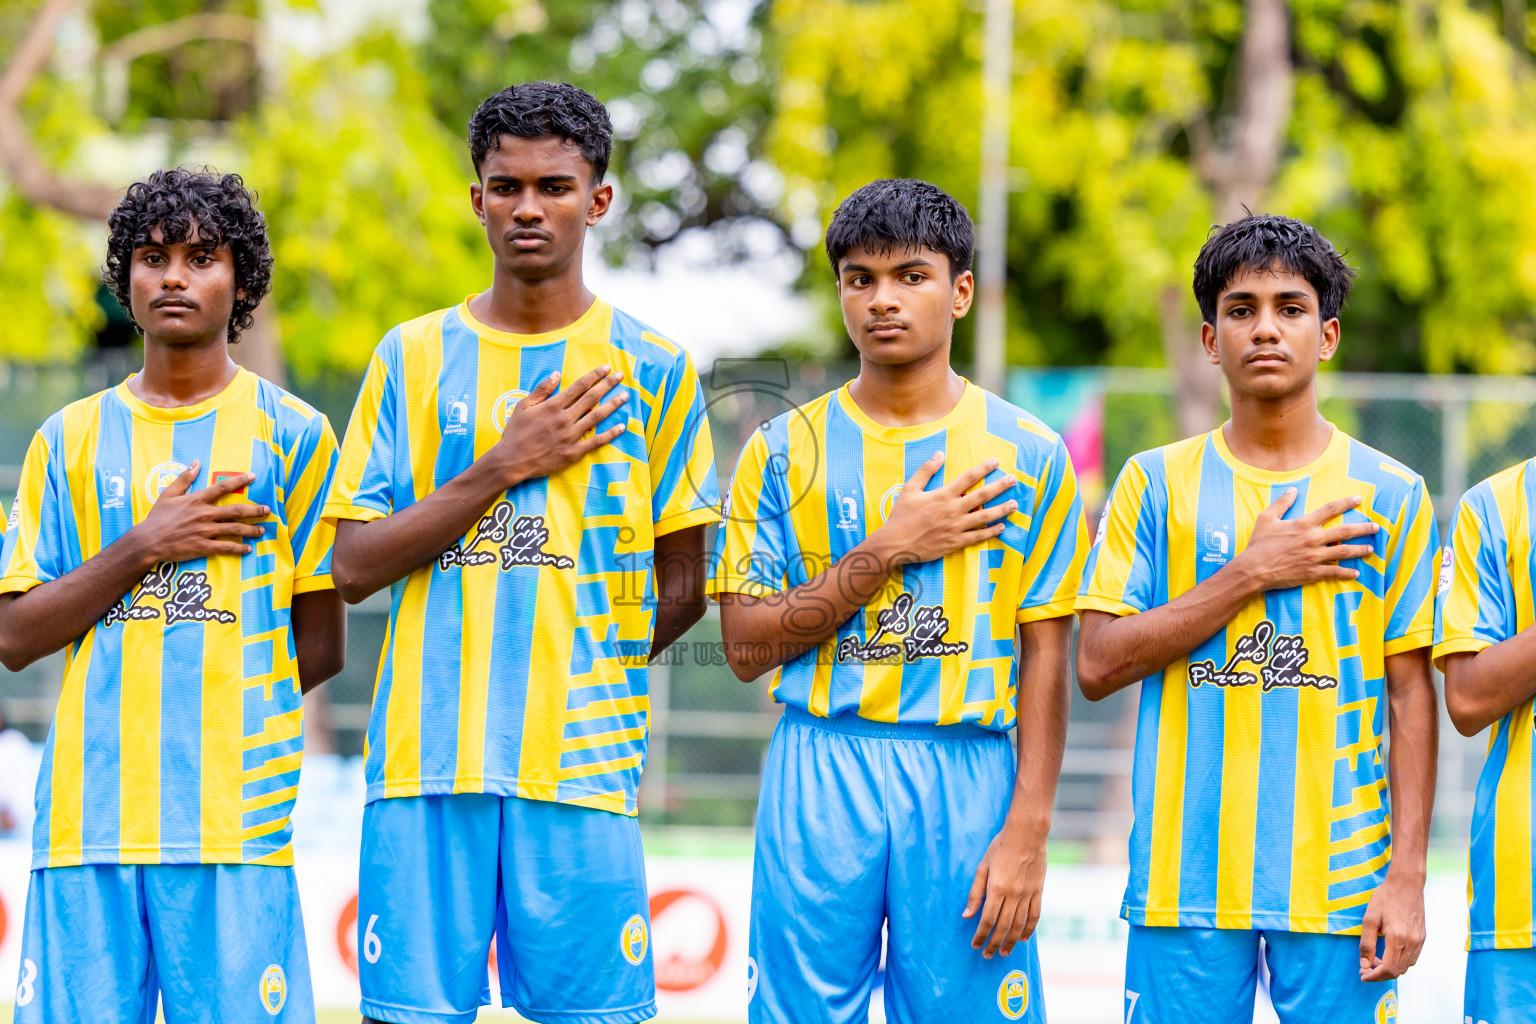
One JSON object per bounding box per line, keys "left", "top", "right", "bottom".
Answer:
{"left": 491, "top": 366, "right": 629, "bottom": 484}
{"left": 1234, "top": 489, "right": 1379, "bottom": 591}
{"left": 131, "top": 461, "right": 269, "bottom": 564}
{"left": 872, "top": 451, "right": 1018, "bottom": 568}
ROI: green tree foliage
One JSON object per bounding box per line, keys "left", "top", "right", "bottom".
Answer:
{"left": 0, "top": 6, "right": 105, "bottom": 362}
{"left": 241, "top": 34, "right": 487, "bottom": 376}
{"left": 419, "top": 0, "right": 777, "bottom": 263}
{"left": 769, "top": 0, "right": 1536, "bottom": 375}
{"left": 0, "top": 0, "right": 777, "bottom": 369}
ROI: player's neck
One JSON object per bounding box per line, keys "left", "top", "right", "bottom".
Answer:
{"left": 130, "top": 333, "right": 240, "bottom": 409}
{"left": 847, "top": 348, "right": 966, "bottom": 428}
{"left": 1221, "top": 381, "right": 1334, "bottom": 473}
{"left": 471, "top": 255, "right": 596, "bottom": 336}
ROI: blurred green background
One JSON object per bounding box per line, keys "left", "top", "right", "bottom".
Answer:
{"left": 6, "top": 0, "right": 1536, "bottom": 378}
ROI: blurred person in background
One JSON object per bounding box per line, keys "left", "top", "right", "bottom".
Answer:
{"left": 1076, "top": 214, "right": 1439, "bottom": 1023}
{"left": 324, "top": 81, "right": 717, "bottom": 1024}
{"left": 0, "top": 703, "right": 34, "bottom": 838}
{"left": 1435, "top": 432, "right": 1536, "bottom": 1020}
{"left": 0, "top": 168, "right": 345, "bottom": 1023}
{"left": 710, "top": 178, "right": 1085, "bottom": 1024}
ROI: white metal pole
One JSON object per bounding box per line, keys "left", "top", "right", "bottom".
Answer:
{"left": 975, "top": 0, "right": 1014, "bottom": 397}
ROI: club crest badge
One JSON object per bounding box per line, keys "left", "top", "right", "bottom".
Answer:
{"left": 258, "top": 964, "right": 286, "bottom": 1015}
{"left": 620, "top": 914, "right": 648, "bottom": 966}
{"left": 144, "top": 461, "right": 188, "bottom": 503}
{"left": 492, "top": 389, "right": 529, "bottom": 434}
{"left": 997, "top": 969, "right": 1028, "bottom": 1019}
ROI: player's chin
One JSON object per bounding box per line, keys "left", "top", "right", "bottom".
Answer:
{"left": 145, "top": 313, "right": 223, "bottom": 342}
{"left": 1233, "top": 368, "right": 1306, "bottom": 398}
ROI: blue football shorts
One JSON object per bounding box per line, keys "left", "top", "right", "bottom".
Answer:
{"left": 1124, "top": 925, "right": 1397, "bottom": 1023}
{"left": 12, "top": 863, "right": 311, "bottom": 1024}
{"left": 356, "top": 793, "right": 655, "bottom": 1024}
{"left": 749, "top": 707, "right": 1044, "bottom": 1024}
{"left": 1464, "top": 947, "right": 1536, "bottom": 1024}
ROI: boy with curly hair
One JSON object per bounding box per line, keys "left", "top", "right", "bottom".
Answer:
{"left": 0, "top": 167, "right": 345, "bottom": 1023}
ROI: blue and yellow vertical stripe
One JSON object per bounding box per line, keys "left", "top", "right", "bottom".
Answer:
{"left": 707, "top": 381, "right": 1086, "bottom": 730}
{"left": 0, "top": 368, "right": 338, "bottom": 869}
{"left": 1077, "top": 427, "right": 1438, "bottom": 934}
{"left": 322, "top": 298, "right": 718, "bottom": 816}
{"left": 1435, "top": 458, "right": 1536, "bottom": 950}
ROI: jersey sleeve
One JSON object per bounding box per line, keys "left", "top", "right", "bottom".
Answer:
{"left": 1075, "top": 455, "right": 1162, "bottom": 617}
{"left": 285, "top": 409, "right": 341, "bottom": 594}
{"left": 1434, "top": 486, "right": 1509, "bottom": 668}
{"left": 706, "top": 429, "right": 789, "bottom": 599}
{"left": 1017, "top": 436, "right": 1089, "bottom": 622}
{"left": 322, "top": 336, "right": 399, "bottom": 524}
{"left": 0, "top": 424, "right": 70, "bottom": 596}
{"left": 648, "top": 346, "right": 720, "bottom": 537}
{"left": 1383, "top": 474, "right": 1440, "bottom": 656}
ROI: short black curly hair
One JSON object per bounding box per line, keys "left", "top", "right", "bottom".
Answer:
{"left": 468, "top": 82, "right": 612, "bottom": 182}
{"left": 1192, "top": 214, "right": 1356, "bottom": 326}
{"left": 104, "top": 168, "right": 273, "bottom": 344}
{"left": 825, "top": 179, "right": 975, "bottom": 280}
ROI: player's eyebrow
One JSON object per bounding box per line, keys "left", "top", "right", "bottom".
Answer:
{"left": 1222, "top": 289, "right": 1314, "bottom": 305}
{"left": 484, "top": 173, "right": 581, "bottom": 186}
{"left": 841, "top": 257, "right": 935, "bottom": 275}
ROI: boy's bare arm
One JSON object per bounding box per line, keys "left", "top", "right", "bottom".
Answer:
{"left": 1077, "top": 490, "right": 1377, "bottom": 699}
{"left": 332, "top": 368, "right": 628, "bottom": 602}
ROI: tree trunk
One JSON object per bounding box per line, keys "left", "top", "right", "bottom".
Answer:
{"left": 1159, "top": 284, "right": 1223, "bottom": 441}
{"left": 1167, "top": 0, "right": 1295, "bottom": 439}
{"left": 231, "top": 300, "right": 286, "bottom": 387}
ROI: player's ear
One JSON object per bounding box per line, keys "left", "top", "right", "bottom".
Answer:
{"left": 951, "top": 269, "right": 974, "bottom": 319}
{"left": 1319, "top": 317, "right": 1341, "bottom": 363}
{"left": 1201, "top": 321, "right": 1220, "bottom": 366}
{"left": 470, "top": 180, "right": 487, "bottom": 225}
{"left": 587, "top": 182, "right": 614, "bottom": 226}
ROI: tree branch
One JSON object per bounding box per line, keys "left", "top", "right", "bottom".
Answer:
{"left": 0, "top": 0, "right": 117, "bottom": 219}
{"left": 1204, "top": 0, "right": 1294, "bottom": 220}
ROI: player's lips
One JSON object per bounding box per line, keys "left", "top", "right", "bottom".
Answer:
{"left": 506, "top": 230, "right": 552, "bottom": 251}
{"left": 1246, "top": 351, "right": 1287, "bottom": 366}
{"left": 151, "top": 297, "right": 196, "bottom": 311}
{"left": 866, "top": 321, "right": 907, "bottom": 339}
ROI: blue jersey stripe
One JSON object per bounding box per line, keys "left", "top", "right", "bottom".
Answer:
{"left": 897, "top": 428, "right": 948, "bottom": 721}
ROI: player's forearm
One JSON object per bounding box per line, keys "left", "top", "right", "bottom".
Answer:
{"left": 293, "top": 590, "right": 347, "bottom": 693}
{"left": 331, "top": 459, "right": 523, "bottom": 602}
{"left": 718, "top": 540, "right": 899, "bottom": 681}
{"left": 1384, "top": 649, "right": 1437, "bottom": 879}
{"left": 1076, "top": 561, "right": 1265, "bottom": 699}
{"left": 0, "top": 533, "right": 154, "bottom": 670}
{"left": 650, "top": 527, "right": 707, "bottom": 662}
{"left": 1004, "top": 617, "right": 1072, "bottom": 837}
{"left": 1442, "top": 634, "right": 1536, "bottom": 736}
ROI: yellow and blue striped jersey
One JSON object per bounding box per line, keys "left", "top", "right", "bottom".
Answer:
{"left": 322, "top": 298, "right": 718, "bottom": 816}
{"left": 1076, "top": 427, "right": 1438, "bottom": 934}
{"left": 706, "top": 381, "right": 1086, "bottom": 728}
{"left": 1434, "top": 459, "right": 1536, "bottom": 950}
{"left": 0, "top": 368, "right": 338, "bottom": 869}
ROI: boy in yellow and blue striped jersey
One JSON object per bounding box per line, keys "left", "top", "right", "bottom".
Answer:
{"left": 324, "top": 84, "right": 717, "bottom": 1024}
{"left": 1436, "top": 464, "right": 1536, "bottom": 1021}
{"left": 709, "top": 180, "right": 1085, "bottom": 1024}
{"left": 1076, "top": 215, "right": 1439, "bottom": 1024}
{"left": 0, "top": 169, "right": 344, "bottom": 1023}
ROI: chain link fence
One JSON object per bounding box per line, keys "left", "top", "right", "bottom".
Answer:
{"left": 0, "top": 358, "right": 1514, "bottom": 852}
